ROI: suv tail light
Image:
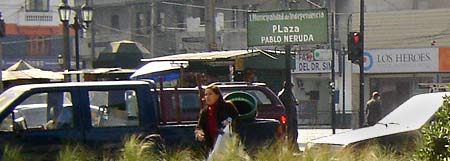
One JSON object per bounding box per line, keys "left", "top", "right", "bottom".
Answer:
{"left": 277, "top": 114, "right": 288, "bottom": 140}
{"left": 280, "top": 115, "right": 287, "bottom": 125}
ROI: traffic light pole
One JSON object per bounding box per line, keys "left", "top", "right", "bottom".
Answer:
{"left": 330, "top": 12, "right": 336, "bottom": 134}
{"left": 359, "top": 0, "right": 365, "bottom": 128}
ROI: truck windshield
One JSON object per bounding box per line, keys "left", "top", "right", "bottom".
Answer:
{"left": 0, "top": 88, "right": 26, "bottom": 113}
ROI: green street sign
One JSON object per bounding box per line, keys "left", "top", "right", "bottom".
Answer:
{"left": 247, "top": 9, "right": 328, "bottom": 47}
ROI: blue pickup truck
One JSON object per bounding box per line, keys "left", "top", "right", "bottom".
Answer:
{"left": 0, "top": 81, "right": 279, "bottom": 155}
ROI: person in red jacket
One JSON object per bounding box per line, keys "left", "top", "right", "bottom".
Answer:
{"left": 195, "top": 85, "right": 239, "bottom": 149}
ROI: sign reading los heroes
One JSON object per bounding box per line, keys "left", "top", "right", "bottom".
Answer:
{"left": 362, "top": 48, "right": 438, "bottom": 73}
{"left": 247, "top": 9, "right": 328, "bottom": 46}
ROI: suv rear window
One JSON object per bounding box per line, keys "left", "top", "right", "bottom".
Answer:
{"left": 221, "top": 89, "right": 272, "bottom": 105}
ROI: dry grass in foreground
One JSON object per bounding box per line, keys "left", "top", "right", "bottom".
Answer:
{"left": 1, "top": 135, "right": 415, "bottom": 161}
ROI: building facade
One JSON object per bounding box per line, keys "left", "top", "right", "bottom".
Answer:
{"left": 360, "top": 48, "right": 450, "bottom": 118}
{"left": 0, "top": 0, "right": 69, "bottom": 70}
{"left": 343, "top": 1, "right": 450, "bottom": 128}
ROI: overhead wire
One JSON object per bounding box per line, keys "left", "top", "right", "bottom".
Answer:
{"left": 160, "top": 1, "right": 254, "bottom": 12}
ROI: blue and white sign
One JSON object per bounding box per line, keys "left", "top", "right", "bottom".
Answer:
{"left": 359, "top": 48, "right": 439, "bottom": 73}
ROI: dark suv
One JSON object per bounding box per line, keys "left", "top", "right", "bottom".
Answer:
{"left": 157, "top": 82, "right": 286, "bottom": 128}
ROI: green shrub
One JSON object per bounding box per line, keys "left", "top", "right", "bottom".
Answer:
{"left": 1, "top": 145, "right": 25, "bottom": 161}
{"left": 165, "top": 148, "right": 198, "bottom": 161}
{"left": 57, "top": 144, "right": 96, "bottom": 161}
{"left": 120, "top": 135, "right": 160, "bottom": 161}
{"left": 415, "top": 95, "right": 450, "bottom": 161}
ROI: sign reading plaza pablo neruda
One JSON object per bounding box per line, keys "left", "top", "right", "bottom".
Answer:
{"left": 247, "top": 9, "right": 328, "bottom": 46}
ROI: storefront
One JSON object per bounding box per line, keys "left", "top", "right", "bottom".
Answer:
{"left": 292, "top": 49, "right": 341, "bottom": 126}
{"left": 359, "top": 48, "right": 450, "bottom": 119}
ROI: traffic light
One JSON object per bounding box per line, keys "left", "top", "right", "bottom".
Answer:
{"left": 348, "top": 32, "right": 362, "bottom": 63}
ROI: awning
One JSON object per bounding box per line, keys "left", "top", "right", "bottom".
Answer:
{"left": 102, "top": 40, "right": 151, "bottom": 55}
{"left": 62, "top": 68, "right": 137, "bottom": 75}
{"left": 130, "top": 61, "right": 188, "bottom": 79}
{"left": 2, "top": 60, "right": 63, "bottom": 81}
{"left": 141, "top": 49, "right": 277, "bottom": 62}
{"left": 2, "top": 69, "right": 64, "bottom": 81}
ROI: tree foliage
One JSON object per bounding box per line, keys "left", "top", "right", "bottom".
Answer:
{"left": 416, "top": 95, "right": 450, "bottom": 161}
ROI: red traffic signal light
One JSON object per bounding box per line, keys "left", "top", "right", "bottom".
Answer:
{"left": 352, "top": 32, "right": 360, "bottom": 44}
{"left": 348, "top": 32, "right": 362, "bottom": 63}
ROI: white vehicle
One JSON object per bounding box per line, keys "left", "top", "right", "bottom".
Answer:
{"left": 309, "top": 92, "right": 450, "bottom": 151}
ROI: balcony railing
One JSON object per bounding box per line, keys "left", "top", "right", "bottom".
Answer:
{"left": 25, "top": 15, "right": 53, "bottom": 22}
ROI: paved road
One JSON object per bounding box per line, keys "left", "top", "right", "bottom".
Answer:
{"left": 297, "top": 128, "right": 351, "bottom": 151}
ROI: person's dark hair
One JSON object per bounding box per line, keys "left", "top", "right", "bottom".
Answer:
{"left": 205, "top": 84, "right": 226, "bottom": 105}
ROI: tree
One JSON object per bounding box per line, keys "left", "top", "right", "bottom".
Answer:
{"left": 416, "top": 94, "right": 450, "bottom": 160}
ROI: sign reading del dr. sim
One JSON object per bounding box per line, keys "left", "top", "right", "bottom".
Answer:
{"left": 247, "top": 9, "right": 328, "bottom": 46}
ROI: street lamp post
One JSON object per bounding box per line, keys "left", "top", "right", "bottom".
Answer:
{"left": 58, "top": 1, "right": 71, "bottom": 82}
{"left": 58, "top": 1, "right": 93, "bottom": 82}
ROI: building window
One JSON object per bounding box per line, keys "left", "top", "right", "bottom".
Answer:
{"left": 192, "top": 7, "right": 205, "bottom": 25}
{"left": 232, "top": 6, "right": 238, "bottom": 29}
{"left": 136, "top": 13, "right": 145, "bottom": 34}
{"left": 146, "top": 10, "right": 152, "bottom": 34}
{"left": 25, "top": 0, "right": 49, "bottom": 12}
{"left": 28, "top": 36, "right": 49, "bottom": 56}
{"left": 111, "top": 15, "right": 120, "bottom": 29}
{"left": 175, "top": 7, "right": 185, "bottom": 29}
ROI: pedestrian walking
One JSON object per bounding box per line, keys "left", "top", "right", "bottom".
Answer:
{"left": 366, "top": 91, "right": 382, "bottom": 126}
{"left": 278, "top": 81, "right": 299, "bottom": 152}
{"left": 194, "top": 85, "right": 239, "bottom": 149}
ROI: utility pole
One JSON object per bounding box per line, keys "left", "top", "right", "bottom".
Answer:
{"left": 359, "top": 0, "right": 365, "bottom": 128}
{"left": 205, "top": 0, "right": 217, "bottom": 51}
{"left": 0, "top": 11, "right": 4, "bottom": 92}
{"left": 0, "top": 42, "right": 3, "bottom": 92}
{"left": 150, "top": 2, "right": 158, "bottom": 55}
{"left": 341, "top": 47, "right": 346, "bottom": 128}
{"left": 330, "top": 11, "right": 336, "bottom": 134}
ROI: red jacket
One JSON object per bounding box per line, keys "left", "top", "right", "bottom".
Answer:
{"left": 195, "top": 101, "right": 239, "bottom": 148}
